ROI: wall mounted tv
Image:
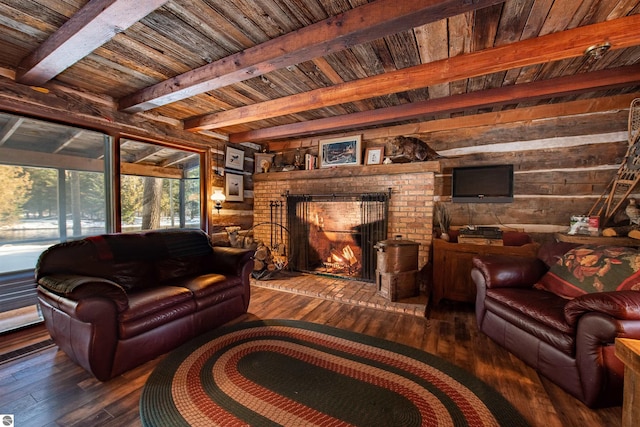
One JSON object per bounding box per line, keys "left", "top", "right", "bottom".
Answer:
{"left": 452, "top": 164, "right": 514, "bottom": 203}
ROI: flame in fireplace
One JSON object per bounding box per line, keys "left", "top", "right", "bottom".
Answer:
{"left": 325, "top": 245, "right": 359, "bottom": 275}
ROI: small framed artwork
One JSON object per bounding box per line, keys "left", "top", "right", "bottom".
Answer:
{"left": 225, "top": 146, "right": 245, "bottom": 170}
{"left": 225, "top": 173, "right": 244, "bottom": 202}
{"left": 319, "top": 135, "right": 361, "bottom": 168}
{"left": 365, "top": 147, "right": 383, "bottom": 165}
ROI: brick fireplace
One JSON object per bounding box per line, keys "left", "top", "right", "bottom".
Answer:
{"left": 252, "top": 162, "right": 439, "bottom": 281}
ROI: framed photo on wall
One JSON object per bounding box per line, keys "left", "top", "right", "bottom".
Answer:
{"left": 225, "top": 146, "right": 245, "bottom": 170}
{"left": 319, "top": 135, "right": 361, "bottom": 168}
{"left": 365, "top": 147, "right": 383, "bottom": 165}
{"left": 225, "top": 173, "right": 244, "bottom": 201}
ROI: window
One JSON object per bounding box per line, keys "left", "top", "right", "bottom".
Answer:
{"left": 119, "top": 138, "right": 201, "bottom": 232}
{"left": 0, "top": 112, "right": 112, "bottom": 332}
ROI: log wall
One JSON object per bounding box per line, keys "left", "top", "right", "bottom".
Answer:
{"left": 263, "top": 94, "right": 638, "bottom": 243}
{"left": 210, "top": 143, "right": 257, "bottom": 232}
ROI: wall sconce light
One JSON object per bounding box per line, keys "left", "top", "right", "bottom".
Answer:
{"left": 211, "top": 189, "right": 226, "bottom": 214}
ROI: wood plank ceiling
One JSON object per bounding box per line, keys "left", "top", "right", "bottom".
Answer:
{"left": 1, "top": 0, "right": 640, "bottom": 149}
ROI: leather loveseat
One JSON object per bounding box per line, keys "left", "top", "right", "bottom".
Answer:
{"left": 35, "top": 229, "right": 253, "bottom": 381}
{"left": 471, "top": 241, "right": 640, "bottom": 408}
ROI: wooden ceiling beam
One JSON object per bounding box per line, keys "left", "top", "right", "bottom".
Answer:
{"left": 16, "top": 0, "right": 169, "bottom": 86}
{"left": 187, "top": 14, "right": 640, "bottom": 133}
{"left": 229, "top": 64, "right": 640, "bottom": 142}
{"left": 118, "top": 0, "right": 504, "bottom": 113}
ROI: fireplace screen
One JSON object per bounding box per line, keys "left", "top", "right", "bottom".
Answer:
{"left": 285, "top": 191, "right": 389, "bottom": 281}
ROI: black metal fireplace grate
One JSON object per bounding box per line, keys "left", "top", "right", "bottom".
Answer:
{"left": 282, "top": 191, "right": 390, "bottom": 282}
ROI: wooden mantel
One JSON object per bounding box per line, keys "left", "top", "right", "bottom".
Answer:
{"left": 253, "top": 161, "right": 441, "bottom": 182}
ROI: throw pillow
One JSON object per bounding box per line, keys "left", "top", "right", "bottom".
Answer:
{"left": 535, "top": 245, "right": 640, "bottom": 299}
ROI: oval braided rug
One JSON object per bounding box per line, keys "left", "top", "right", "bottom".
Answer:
{"left": 140, "top": 319, "right": 529, "bottom": 427}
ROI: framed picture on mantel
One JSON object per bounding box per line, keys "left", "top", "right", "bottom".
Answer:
{"left": 365, "top": 147, "right": 383, "bottom": 165}
{"left": 319, "top": 135, "right": 361, "bottom": 168}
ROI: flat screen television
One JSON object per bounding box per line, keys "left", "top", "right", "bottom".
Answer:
{"left": 452, "top": 164, "right": 514, "bottom": 203}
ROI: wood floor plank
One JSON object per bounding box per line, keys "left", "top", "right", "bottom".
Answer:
{"left": 0, "top": 283, "right": 624, "bottom": 426}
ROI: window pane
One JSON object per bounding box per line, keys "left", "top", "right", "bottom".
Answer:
{"left": 120, "top": 139, "right": 201, "bottom": 231}
{"left": 0, "top": 113, "right": 111, "bottom": 273}
{"left": 0, "top": 112, "right": 112, "bottom": 332}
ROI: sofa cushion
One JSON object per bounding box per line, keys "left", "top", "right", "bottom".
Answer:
{"left": 485, "top": 288, "right": 575, "bottom": 355}
{"left": 107, "top": 260, "right": 156, "bottom": 290}
{"left": 119, "top": 286, "right": 194, "bottom": 323}
{"left": 118, "top": 286, "right": 197, "bottom": 339}
{"left": 537, "top": 241, "right": 581, "bottom": 268}
{"left": 169, "top": 273, "right": 241, "bottom": 299}
{"left": 156, "top": 256, "right": 211, "bottom": 283}
{"left": 535, "top": 245, "right": 640, "bottom": 299}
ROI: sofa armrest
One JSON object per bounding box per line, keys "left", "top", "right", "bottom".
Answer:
{"left": 564, "top": 291, "right": 640, "bottom": 326}
{"left": 38, "top": 274, "right": 128, "bottom": 312}
{"left": 471, "top": 255, "right": 548, "bottom": 289}
{"left": 575, "top": 312, "right": 640, "bottom": 407}
{"left": 212, "top": 247, "right": 254, "bottom": 276}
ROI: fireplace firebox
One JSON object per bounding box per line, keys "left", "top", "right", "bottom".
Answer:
{"left": 284, "top": 191, "right": 390, "bottom": 281}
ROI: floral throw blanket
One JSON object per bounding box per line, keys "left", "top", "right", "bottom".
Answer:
{"left": 536, "top": 245, "right": 640, "bottom": 299}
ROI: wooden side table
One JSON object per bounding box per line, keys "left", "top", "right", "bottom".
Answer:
{"left": 615, "top": 338, "right": 640, "bottom": 427}
{"left": 431, "top": 239, "right": 539, "bottom": 305}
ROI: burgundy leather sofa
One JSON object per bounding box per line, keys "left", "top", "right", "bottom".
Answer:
{"left": 471, "top": 242, "right": 640, "bottom": 408}
{"left": 35, "top": 229, "right": 253, "bottom": 381}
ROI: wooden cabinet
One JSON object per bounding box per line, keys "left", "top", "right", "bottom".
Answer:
{"left": 432, "top": 238, "right": 540, "bottom": 305}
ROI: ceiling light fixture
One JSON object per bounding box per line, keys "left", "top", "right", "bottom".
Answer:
{"left": 584, "top": 42, "right": 611, "bottom": 60}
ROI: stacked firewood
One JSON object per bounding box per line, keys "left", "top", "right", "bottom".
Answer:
{"left": 252, "top": 242, "right": 288, "bottom": 279}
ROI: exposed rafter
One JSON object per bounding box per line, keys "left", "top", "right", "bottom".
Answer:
{"left": 16, "top": 0, "right": 169, "bottom": 86}
{"left": 117, "top": 0, "right": 503, "bottom": 113}
{"left": 0, "top": 116, "right": 24, "bottom": 146}
{"left": 184, "top": 14, "right": 640, "bottom": 133}
{"left": 52, "top": 130, "right": 84, "bottom": 154}
{"left": 229, "top": 65, "right": 640, "bottom": 142}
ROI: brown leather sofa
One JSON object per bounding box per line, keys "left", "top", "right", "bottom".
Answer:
{"left": 35, "top": 229, "right": 253, "bottom": 381}
{"left": 471, "top": 242, "right": 640, "bottom": 408}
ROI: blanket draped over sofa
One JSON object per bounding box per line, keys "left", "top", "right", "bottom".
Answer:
{"left": 471, "top": 241, "right": 640, "bottom": 408}
{"left": 35, "top": 229, "right": 253, "bottom": 381}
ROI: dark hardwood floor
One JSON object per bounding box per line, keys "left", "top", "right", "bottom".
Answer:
{"left": 0, "top": 285, "right": 623, "bottom": 426}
